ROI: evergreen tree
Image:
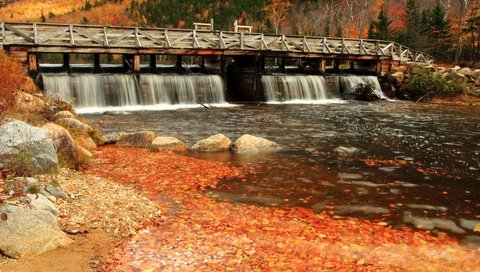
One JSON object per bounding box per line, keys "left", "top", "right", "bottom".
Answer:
{"left": 368, "top": 8, "right": 392, "bottom": 40}
{"left": 427, "top": 2, "right": 452, "bottom": 61}
{"left": 399, "top": 0, "right": 422, "bottom": 49}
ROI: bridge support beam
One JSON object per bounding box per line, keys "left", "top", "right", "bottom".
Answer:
{"left": 133, "top": 55, "right": 141, "bottom": 73}
{"left": 27, "top": 53, "right": 38, "bottom": 74}
{"left": 176, "top": 55, "right": 183, "bottom": 74}
{"left": 333, "top": 60, "right": 340, "bottom": 73}
{"left": 149, "top": 54, "right": 157, "bottom": 73}
{"left": 63, "top": 53, "right": 70, "bottom": 73}
{"left": 319, "top": 59, "right": 326, "bottom": 74}
{"left": 94, "top": 54, "right": 101, "bottom": 73}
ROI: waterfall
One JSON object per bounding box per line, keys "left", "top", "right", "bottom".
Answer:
{"left": 41, "top": 73, "right": 226, "bottom": 113}
{"left": 340, "top": 75, "right": 385, "bottom": 98}
{"left": 262, "top": 74, "right": 386, "bottom": 102}
{"left": 262, "top": 75, "right": 340, "bottom": 103}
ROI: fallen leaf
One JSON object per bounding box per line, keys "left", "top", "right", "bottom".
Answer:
{"left": 1, "top": 212, "right": 7, "bottom": 221}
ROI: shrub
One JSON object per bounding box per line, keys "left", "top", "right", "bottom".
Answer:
{"left": 399, "top": 68, "right": 467, "bottom": 101}
{"left": 0, "top": 51, "right": 26, "bottom": 112}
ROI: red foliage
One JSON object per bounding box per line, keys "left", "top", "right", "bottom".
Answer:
{"left": 0, "top": 51, "right": 26, "bottom": 112}
{"left": 88, "top": 146, "right": 480, "bottom": 271}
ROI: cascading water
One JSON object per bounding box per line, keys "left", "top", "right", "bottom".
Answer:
{"left": 262, "top": 75, "right": 341, "bottom": 103}
{"left": 339, "top": 75, "right": 385, "bottom": 98}
{"left": 262, "top": 74, "right": 385, "bottom": 102}
{"left": 41, "top": 73, "right": 227, "bottom": 113}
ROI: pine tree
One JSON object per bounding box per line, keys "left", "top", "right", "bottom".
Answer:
{"left": 427, "top": 2, "right": 452, "bottom": 61}
{"left": 400, "top": 0, "right": 422, "bottom": 48}
{"left": 368, "top": 8, "right": 392, "bottom": 40}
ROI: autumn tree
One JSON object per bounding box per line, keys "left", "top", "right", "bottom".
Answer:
{"left": 264, "top": 0, "right": 291, "bottom": 34}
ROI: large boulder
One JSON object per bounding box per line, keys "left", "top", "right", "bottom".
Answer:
{"left": 458, "top": 67, "right": 473, "bottom": 77}
{"left": 55, "top": 118, "right": 92, "bottom": 135}
{"left": 0, "top": 121, "right": 58, "bottom": 174}
{"left": 342, "top": 83, "right": 381, "bottom": 101}
{"left": 150, "top": 137, "right": 187, "bottom": 152}
{"left": 26, "top": 194, "right": 61, "bottom": 217}
{"left": 0, "top": 205, "right": 72, "bottom": 259}
{"left": 14, "top": 92, "right": 50, "bottom": 114}
{"left": 42, "top": 123, "right": 77, "bottom": 165}
{"left": 117, "top": 131, "right": 156, "bottom": 148}
{"left": 102, "top": 132, "right": 127, "bottom": 145}
{"left": 230, "top": 134, "right": 281, "bottom": 153}
{"left": 388, "top": 72, "right": 404, "bottom": 84}
{"left": 74, "top": 134, "right": 97, "bottom": 150}
{"left": 192, "top": 134, "right": 232, "bottom": 152}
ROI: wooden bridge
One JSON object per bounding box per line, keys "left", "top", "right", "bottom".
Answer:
{"left": 0, "top": 22, "right": 433, "bottom": 70}
{"left": 0, "top": 22, "right": 434, "bottom": 101}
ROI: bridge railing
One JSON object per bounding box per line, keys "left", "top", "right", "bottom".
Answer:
{"left": 0, "top": 22, "right": 434, "bottom": 64}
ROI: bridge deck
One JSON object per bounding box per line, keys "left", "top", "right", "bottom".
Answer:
{"left": 0, "top": 22, "right": 433, "bottom": 63}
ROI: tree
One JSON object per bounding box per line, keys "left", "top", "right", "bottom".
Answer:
{"left": 428, "top": 2, "right": 453, "bottom": 61}
{"left": 401, "top": 0, "right": 423, "bottom": 48}
{"left": 264, "top": 0, "right": 292, "bottom": 34}
{"left": 368, "top": 8, "right": 393, "bottom": 40}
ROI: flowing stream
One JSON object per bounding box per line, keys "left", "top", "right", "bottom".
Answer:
{"left": 85, "top": 102, "right": 480, "bottom": 245}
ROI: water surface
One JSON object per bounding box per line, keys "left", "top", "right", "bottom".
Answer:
{"left": 85, "top": 101, "right": 480, "bottom": 244}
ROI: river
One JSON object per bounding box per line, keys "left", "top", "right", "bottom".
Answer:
{"left": 83, "top": 101, "right": 480, "bottom": 245}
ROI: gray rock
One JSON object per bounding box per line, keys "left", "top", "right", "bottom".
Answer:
{"left": 55, "top": 118, "right": 92, "bottom": 135}
{"left": 0, "top": 205, "right": 72, "bottom": 258}
{"left": 117, "top": 131, "right": 156, "bottom": 148}
{"left": 150, "top": 137, "right": 187, "bottom": 152}
{"left": 230, "top": 134, "right": 281, "bottom": 153}
{"left": 52, "top": 111, "right": 75, "bottom": 120}
{"left": 192, "top": 134, "right": 232, "bottom": 152}
{"left": 334, "top": 146, "right": 359, "bottom": 155}
{"left": 42, "top": 123, "right": 77, "bottom": 165}
{"left": 102, "top": 132, "right": 127, "bottom": 145}
{"left": 45, "top": 185, "right": 68, "bottom": 199}
{"left": 458, "top": 67, "right": 473, "bottom": 76}
{"left": 26, "top": 194, "right": 60, "bottom": 216}
{"left": 0, "top": 121, "right": 58, "bottom": 174}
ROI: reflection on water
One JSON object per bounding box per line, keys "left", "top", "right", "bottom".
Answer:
{"left": 85, "top": 101, "right": 480, "bottom": 244}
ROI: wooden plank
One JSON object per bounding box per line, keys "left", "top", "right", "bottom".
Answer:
{"left": 74, "top": 28, "right": 104, "bottom": 45}
{"left": 103, "top": 27, "right": 109, "bottom": 47}
{"left": 37, "top": 27, "right": 69, "bottom": 44}
{"left": 5, "top": 25, "right": 34, "bottom": 43}
{"left": 219, "top": 32, "right": 227, "bottom": 49}
{"left": 1, "top": 22, "right": 5, "bottom": 43}
{"left": 134, "top": 27, "right": 142, "bottom": 47}
{"left": 33, "top": 23, "right": 38, "bottom": 44}
{"left": 192, "top": 30, "right": 200, "bottom": 48}
{"left": 69, "top": 25, "right": 75, "bottom": 46}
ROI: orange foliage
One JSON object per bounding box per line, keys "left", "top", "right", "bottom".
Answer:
{"left": 0, "top": 51, "right": 26, "bottom": 112}
{"left": 88, "top": 146, "right": 480, "bottom": 271}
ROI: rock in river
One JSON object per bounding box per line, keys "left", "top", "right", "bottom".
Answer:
{"left": 230, "top": 134, "right": 281, "bottom": 153}
{"left": 150, "top": 137, "right": 187, "bottom": 152}
{"left": 116, "top": 131, "right": 156, "bottom": 148}
{"left": 192, "top": 134, "right": 232, "bottom": 152}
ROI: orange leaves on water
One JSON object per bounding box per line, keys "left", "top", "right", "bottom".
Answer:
{"left": 89, "top": 146, "right": 480, "bottom": 271}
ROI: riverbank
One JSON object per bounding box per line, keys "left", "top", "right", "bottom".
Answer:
{"left": 0, "top": 168, "right": 161, "bottom": 272}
